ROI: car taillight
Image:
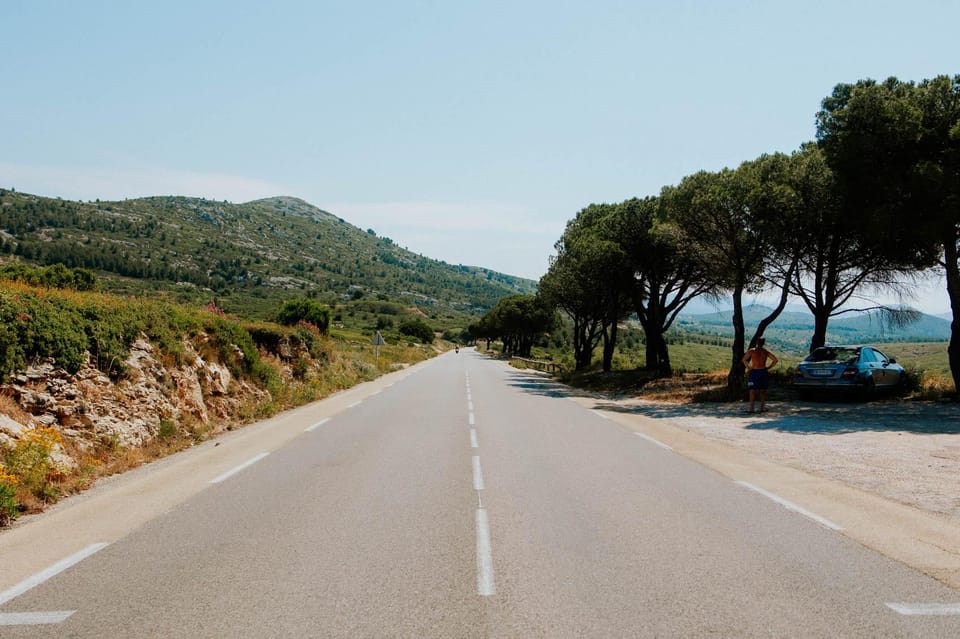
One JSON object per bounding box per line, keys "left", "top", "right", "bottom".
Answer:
{"left": 841, "top": 367, "right": 857, "bottom": 379}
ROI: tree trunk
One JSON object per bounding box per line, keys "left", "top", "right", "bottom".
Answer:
{"left": 748, "top": 258, "right": 797, "bottom": 349}
{"left": 945, "top": 239, "right": 960, "bottom": 396}
{"left": 726, "top": 285, "right": 746, "bottom": 394}
{"left": 601, "top": 321, "right": 618, "bottom": 373}
{"left": 809, "top": 311, "right": 829, "bottom": 353}
{"left": 655, "top": 331, "right": 672, "bottom": 378}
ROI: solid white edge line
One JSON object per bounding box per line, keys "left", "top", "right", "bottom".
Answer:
{"left": 305, "top": 417, "right": 331, "bottom": 432}
{"left": 0, "top": 611, "right": 77, "bottom": 626}
{"left": 634, "top": 432, "right": 673, "bottom": 451}
{"left": 472, "top": 456, "right": 485, "bottom": 490}
{"left": 0, "top": 543, "right": 109, "bottom": 606}
{"left": 347, "top": 401, "right": 362, "bottom": 409}
{"left": 476, "top": 509, "right": 496, "bottom": 596}
{"left": 593, "top": 410, "right": 611, "bottom": 420}
{"left": 470, "top": 429, "right": 479, "bottom": 448}
{"left": 210, "top": 452, "right": 270, "bottom": 484}
{"left": 736, "top": 481, "right": 844, "bottom": 531}
{"left": 886, "top": 603, "right": 960, "bottom": 616}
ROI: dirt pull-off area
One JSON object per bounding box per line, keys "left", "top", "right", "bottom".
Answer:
{"left": 593, "top": 397, "right": 960, "bottom": 525}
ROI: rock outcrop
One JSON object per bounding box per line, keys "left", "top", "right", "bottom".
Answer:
{"left": 0, "top": 334, "right": 272, "bottom": 460}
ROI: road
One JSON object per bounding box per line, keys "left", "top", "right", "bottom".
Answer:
{"left": 1, "top": 349, "right": 958, "bottom": 637}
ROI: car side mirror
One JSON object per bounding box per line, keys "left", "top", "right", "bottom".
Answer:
{"left": 888, "top": 358, "right": 896, "bottom": 364}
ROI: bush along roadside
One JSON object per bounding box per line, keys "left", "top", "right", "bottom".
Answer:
{"left": 0, "top": 281, "right": 438, "bottom": 527}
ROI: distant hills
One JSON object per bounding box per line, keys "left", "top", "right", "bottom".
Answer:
{"left": 676, "top": 304, "right": 951, "bottom": 352}
{"left": 0, "top": 189, "right": 535, "bottom": 318}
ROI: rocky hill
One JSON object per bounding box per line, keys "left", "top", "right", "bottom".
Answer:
{"left": 0, "top": 189, "right": 536, "bottom": 318}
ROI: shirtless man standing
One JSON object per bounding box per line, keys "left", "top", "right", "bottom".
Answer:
{"left": 741, "top": 337, "right": 778, "bottom": 413}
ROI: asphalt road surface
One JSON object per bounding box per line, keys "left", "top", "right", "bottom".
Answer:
{"left": 1, "top": 350, "right": 959, "bottom": 637}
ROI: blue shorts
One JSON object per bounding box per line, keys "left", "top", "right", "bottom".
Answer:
{"left": 748, "top": 368, "right": 769, "bottom": 390}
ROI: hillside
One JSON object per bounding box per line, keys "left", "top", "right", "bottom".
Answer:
{"left": 675, "top": 304, "right": 951, "bottom": 352}
{"left": 0, "top": 189, "right": 536, "bottom": 319}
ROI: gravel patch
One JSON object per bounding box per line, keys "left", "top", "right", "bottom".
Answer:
{"left": 599, "top": 397, "right": 960, "bottom": 525}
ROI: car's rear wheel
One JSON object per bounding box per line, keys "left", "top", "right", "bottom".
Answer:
{"left": 860, "top": 378, "right": 876, "bottom": 401}
{"left": 896, "top": 372, "right": 908, "bottom": 395}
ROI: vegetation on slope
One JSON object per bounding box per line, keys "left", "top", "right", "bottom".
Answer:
{"left": 0, "top": 190, "right": 535, "bottom": 320}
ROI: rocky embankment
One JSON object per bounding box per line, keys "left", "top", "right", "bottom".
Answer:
{"left": 0, "top": 335, "right": 272, "bottom": 467}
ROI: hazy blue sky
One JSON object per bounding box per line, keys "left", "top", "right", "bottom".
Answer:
{"left": 2, "top": 1, "right": 956, "bottom": 312}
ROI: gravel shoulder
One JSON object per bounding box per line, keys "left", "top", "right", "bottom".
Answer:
{"left": 597, "top": 397, "right": 960, "bottom": 526}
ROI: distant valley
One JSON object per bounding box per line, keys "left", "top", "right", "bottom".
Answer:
{"left": 676, "top": 304, "right": 951, "bottom": 352}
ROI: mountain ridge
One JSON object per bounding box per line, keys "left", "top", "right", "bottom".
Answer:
{"left": 0, "top": 188, "right": 536, "bottom": 318}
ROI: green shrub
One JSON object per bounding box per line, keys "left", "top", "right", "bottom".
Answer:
{"left": 0, "top": 287, "right": 89, "bottom": 376}
{"left": 277, "top": 298, "right": 330, "bottom": 334}
{"left": 398, "top": 318, "right": 435, "bottom": 344}
{"left": 0, "top": 465, "right": 18, "bottom": 526}
{"left": 4, "top": 426, "right": 62, "bottom": 502}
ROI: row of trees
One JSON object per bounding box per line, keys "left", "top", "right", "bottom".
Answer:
{"left": 530, "top": 74, "right": 959, "bottom": 393}
{"left": 469, "top": 294, "right": 557, "bottom": 357}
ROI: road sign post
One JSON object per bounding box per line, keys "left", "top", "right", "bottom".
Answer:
{"left": 372, "top": 331, "right": 386, "bottom": 368}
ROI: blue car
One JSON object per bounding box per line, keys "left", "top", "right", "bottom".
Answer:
{"left": 794, "top": 345, "right": 906, "bottom": 399}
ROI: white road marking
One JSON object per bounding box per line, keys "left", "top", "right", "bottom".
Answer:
{"left": 886, "top": 603, "right": 960, "bottom": 616}
{"left": 476, "top": 509, "right": 496, "bottom": 596}
{"left": 468, "top": 401, "right": 474, "bottom": 411}
{"left": 210, "top": 453, "right": 270, "bottom": 484}
{"left": 593, "top": 410, "right": 611, "bottom": 420}
{"left": 305, "top": 418, "right": 331, "bottom": 432}
{"left": 468, "top": 412, "right": 475, "bottom": 425}
{"left": 736, "top": 481, "right": 844, "bottom": 531}
{"left": 634, "top": 433, "right": 673, "bottom": 451}
{"left": 467, "top": 392, "right": 472, "bottom": 401}
{"left": 347, "top": 401, "right": 362, "bottom": 409}
{"left": 470, "top": 429, "right": 479, "bottom": 448}
{"left": 368, "top": 390, "right": 381, "bottom": 397}
{"left": 472, "top": 456, "right": 485, "bottom": 490}
{"left": 0, "top": 543, "right": 109, "bottom": 606}
{"left": 0, "top": 612, "right": 76, "bottom": 626}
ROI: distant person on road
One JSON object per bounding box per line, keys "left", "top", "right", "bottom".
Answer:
{"left": 742, "top": 337, "right": 778, "bottom": 413}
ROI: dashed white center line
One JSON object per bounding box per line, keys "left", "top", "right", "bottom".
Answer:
{"left": 210, "top": 452, "right": 270, "bottom": 484}
{"left": 468, "top": 412, "right": 475, "bottom": 425}
{"left": 736, "top": 481, "right": 843, "bottom": 531}
{"left": 470, "top": 429, "right": 479, "bottom": 448}
{"left": 468, "top": 401, "right": 474, "bottom": 411}
{"left": 472, "top": 456, "right": 485, "bottom": 490}
{"left": 304, "top": 418, "right": 331, "bottom": 432}
{"left": 634, "top": 432, "right": 673, "bottom": 451}
{"left": 347, "top": 401, "right": 362, "bottom": 409}
{"left": 886, "top": 603, "right": 960, "bottom": 616}
{"left": 476, "top": 509, "right": 496, "bottom": 596}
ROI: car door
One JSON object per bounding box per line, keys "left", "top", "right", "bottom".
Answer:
{"left": 872, "top": 347, "right": 893, "bottom": 387}
{"left": 859, "top": 347, "right": 882, "bottom": 385}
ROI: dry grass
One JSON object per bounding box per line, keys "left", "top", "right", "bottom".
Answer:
{"left": 0, "top": 391, "right": 33, "bottom": 424}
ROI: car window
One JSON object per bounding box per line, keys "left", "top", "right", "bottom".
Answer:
{"left": 859, "top": 349, "right": 876, "bottom": 363}
{"left": 805, "top": 347, "right": 860, "bottom": 363}
{"left": 872, "top": 348, "right": 889, "bottom": 363}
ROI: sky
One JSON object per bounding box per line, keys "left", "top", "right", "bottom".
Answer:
{"left": 1, "top": 0, "right": 957, "bottom": 314}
